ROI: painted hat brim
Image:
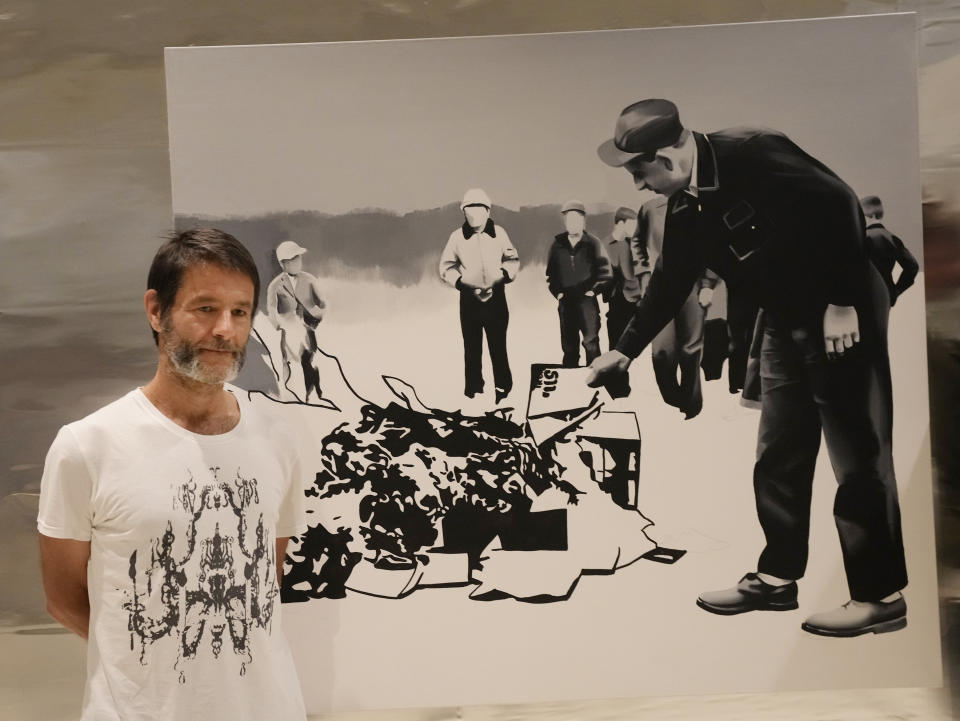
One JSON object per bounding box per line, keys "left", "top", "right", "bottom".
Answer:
{"left": 597, "top": 138, "right": 642, "bottom": 168}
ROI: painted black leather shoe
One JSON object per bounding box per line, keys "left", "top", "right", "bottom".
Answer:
{"left": 801, "top": 595, "right": 907, "bottom": 637}
{"left": 696, "top": 572, "right": 799, "bottom": 615}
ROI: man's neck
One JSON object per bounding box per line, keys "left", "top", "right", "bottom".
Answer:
{"left": 142, "top": 362, "right": 240, "bottom": 435}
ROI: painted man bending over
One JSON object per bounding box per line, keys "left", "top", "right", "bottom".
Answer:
{"left": 588, "top": 99, "right": 907, "bottom": 637}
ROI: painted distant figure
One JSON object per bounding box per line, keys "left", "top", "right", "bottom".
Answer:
{"left": 546, "top": 200, "right": 612, "bottom": 368}
{"left": 860, "top": 195, "right": 919, "bottom": 307}
{"left": 602, "top": 206, "right": 642, "bottom": 350}
{"left": 266, "top": 240, "right": 326, "bottom": 403}
{"left": 439, "top": 188, "right": 519, "bottom": 403}
{"left": 589, "top": 98, "right": 907, "bottom": 637}
{"left": 635, "top": 195, "right": 718, "bottom": 419}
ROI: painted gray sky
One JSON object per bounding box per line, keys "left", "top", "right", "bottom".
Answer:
{"left": 166, "top": 14, "right": 922, "bottom": 244}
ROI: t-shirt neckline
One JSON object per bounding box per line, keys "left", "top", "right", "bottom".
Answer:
{"left": 133, "top": 386, "right": 246, "bottom": 443}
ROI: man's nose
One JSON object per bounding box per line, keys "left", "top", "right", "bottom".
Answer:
{"left": 632, "top": 173, "right": 647, "bottom": 191}
{"left": 212, "top": 310, "right": 238, "bottom": 338}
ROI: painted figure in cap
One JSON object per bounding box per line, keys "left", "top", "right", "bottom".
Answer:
{"left": 589, "top": 98, "right": 908, "bottom": 637}
{"left": 545, "top": 200, "right": 613, "bottom": 368}
{"left": 439, "top": 188, "right": 519, "bottom": 404}
{"left": 859, "top": 194, "right": 919, "bottom": 307}
{"left": 634, "top": 195, "right": 719, "bottom": 420}
{"left": 602, "top": 206, "right": 642, "bottom": 351}
{"left": 266, "top": 239, "right": 326, "bottom": 403}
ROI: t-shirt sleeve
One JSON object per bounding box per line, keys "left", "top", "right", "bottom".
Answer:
{"left": 277, "top": 440, "right": 308, "bottom": 539}
{"left": 37, "top": 426, "right": 94, "bottom": 541}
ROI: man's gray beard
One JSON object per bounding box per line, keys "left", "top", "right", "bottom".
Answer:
{"left": 165, "top": 337, "right": 246, "bottom": 386}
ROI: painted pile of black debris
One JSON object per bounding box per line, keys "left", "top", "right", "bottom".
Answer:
{"left": 281, "top": 401, "right": 582, "bottom": 601}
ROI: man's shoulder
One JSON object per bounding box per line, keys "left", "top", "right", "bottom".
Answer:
{"left": 63, "top": 389, "right": 142, "bottom": 437}
{"left": 708, "top": 126, "right": 787, "bottom": 146}
{"left": 706, "top": 127, "right": 795, "bottom": 163}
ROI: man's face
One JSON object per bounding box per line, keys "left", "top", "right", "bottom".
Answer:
{"left": 157, "top": 264, "right": 254, "bottom": 386}
{"left": 463, "top": 204, "right": 490, "bottom": 230}
{"left": 624, "top": 144, "right": 691, "bottom": 197}
{"left": 563, "top": 211, "right": 586, "bottom": 235}
{"left": 280, "top": 255, "right": 303, "bottom": 275}
{"left": 622, "top": 217, "right": 638, "bottom": 238}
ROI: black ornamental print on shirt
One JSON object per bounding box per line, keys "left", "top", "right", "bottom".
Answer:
{"left": 121, "top": 468, "right": 277, "bottom": 683}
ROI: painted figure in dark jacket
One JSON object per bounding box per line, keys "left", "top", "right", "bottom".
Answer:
{"left": 860, "top": 195, "right": 919, "bottom": 307}
{"left": 603, "top": 206, "right": 642, "bottom": 351}
{"left": 588, "top": 99, "right": 907, "bottom": 637}
{"left": 636, "top": 195, "right": 718, "bottom": 420}
{"left": 546, "top": 200, "right": 613, "bottom": 367}
{"left": 440, "top": 188, "right": 520, "bottom": 403}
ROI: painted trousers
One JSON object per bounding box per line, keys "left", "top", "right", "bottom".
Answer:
{"left": 754, "top": 269, "right": 907, "bottom": 601}
{"left": 558, "top": 293, "right": 601, "bottom": 368}
{"left": 650, "top": 286, "right": 705, "bottom": 417}
{"left": 460, "top": 285, "right": 512, "bottom": 395}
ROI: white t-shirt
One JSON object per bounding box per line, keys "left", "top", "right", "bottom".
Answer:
{"left": 37, "top": 387, "right": 308, "bottom": 721}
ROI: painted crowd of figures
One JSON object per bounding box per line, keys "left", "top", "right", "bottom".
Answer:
{"left": 263, "top": 98, "right": 922, "bottom": 638}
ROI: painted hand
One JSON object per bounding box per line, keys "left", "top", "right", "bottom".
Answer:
{"left": 698, "top": 287, "right": 714, "bottom": 308}
{"left": 823, "top": 304, "right": 859, "bottom": 358}
{"left": 586, "top": 350, "right": 632, "bottom": 387}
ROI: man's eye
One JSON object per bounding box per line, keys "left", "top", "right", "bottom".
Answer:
{"left": 199, "top": 306, "right": 214, "bottom": 313}
{"left": 232, "top": 309, "right": 248, "bottom": 317}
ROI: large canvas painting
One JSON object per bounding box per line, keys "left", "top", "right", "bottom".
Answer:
{"left": 163, "top": 14, "right": 941, "bottom": 711}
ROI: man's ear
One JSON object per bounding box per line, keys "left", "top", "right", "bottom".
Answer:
{"left": 144, "top": 289, "right": 164, "bottom": 335}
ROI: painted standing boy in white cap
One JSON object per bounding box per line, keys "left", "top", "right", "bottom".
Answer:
{"left": 266, "top": 240, "right": 326, "bottom": 403}
{"left": 439, "top": 188, "right": 520, "bottom": 403}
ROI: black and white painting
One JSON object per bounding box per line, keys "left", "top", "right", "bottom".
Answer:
{"left": 163, "top": 14, "right": 940, "bottom": 711}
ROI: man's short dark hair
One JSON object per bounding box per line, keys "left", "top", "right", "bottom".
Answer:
{"left": 614, "top": 206, "right": 638, "bottom": 225}
{"left": 147, "top": 228, "right": 260, "bottom": 344}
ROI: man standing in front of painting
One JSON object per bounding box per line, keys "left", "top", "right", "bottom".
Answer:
{"left": 440, "top": 188, "right": 520, "bottom": 404}
{"left": 37, "top": 229, "right": 308, "bottom": 720}
{"left": 588, "top": 99, "right": 907, "bottom": 637}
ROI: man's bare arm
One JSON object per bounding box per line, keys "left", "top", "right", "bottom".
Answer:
{"left": 276, "top": 537, "right": 289, "bottom": 587}
{"left": 38, "top": 534, "right": 91, "bottom": 639}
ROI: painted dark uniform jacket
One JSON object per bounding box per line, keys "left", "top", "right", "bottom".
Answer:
{"left": 545, "top": 231, "right": 613, "bottom": 298}
{"left": 616, "top": 128, "right": 872, "bottom": 359}
{"left": 614, "top": 128, "right": 906, "bottom": 601}
{"left": 865, "top": 221, "right": 919, "bottom": 306}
